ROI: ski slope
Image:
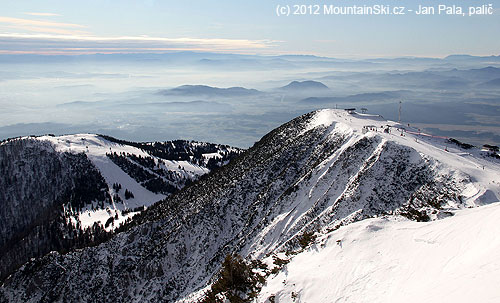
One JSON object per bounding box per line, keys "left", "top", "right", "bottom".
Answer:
{"left": 259, "top": 202, "right": 500, "bottom": 303}
{"left": 37, "top": 134, "right": 208, "bottom": 230}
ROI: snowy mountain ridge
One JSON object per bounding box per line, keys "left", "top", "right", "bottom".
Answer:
{"left": 0, "top": 134, "right": 241, "bottom": 282}
{"left": 306, "top": 109, "right": 498, "bottom": 205}
{"left": 1, "top": 109, "right": 499, "bottom": 302}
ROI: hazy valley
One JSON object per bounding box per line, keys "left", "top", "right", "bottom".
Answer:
{"left": 1, "top": 53, "right": 500, "bottom": 148}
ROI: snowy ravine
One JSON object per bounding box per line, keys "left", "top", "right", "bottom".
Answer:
{"left": 258, "top": 202, "right": 500, "bottom": 303}
{"left": 0, "top": 134, "right": 240, "bottom": 282}
{"left": 0, "top": 109, "right": 499, "bottom": 302}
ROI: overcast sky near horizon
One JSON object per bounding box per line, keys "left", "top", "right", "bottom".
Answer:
{"left": 1, "top": 0, "right": 499, "bottom": 58}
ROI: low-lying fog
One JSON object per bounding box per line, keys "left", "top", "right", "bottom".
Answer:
{"left": 1, "top": 53, "right": 499, "bottom": 148}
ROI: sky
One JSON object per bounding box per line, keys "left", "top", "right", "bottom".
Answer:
{"left": 0, "top": 0, "right": 499, "bottom": 58}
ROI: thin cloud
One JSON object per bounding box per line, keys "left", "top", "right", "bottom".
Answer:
{"left": 0, "top": 16, "right": 89, "bottom": 37}
{"left": 0, "top": 17, "right": 85, "bottom": 28}
{"left": 4, "top": 25, "right": 89, "bottom": 35}
{"left": 0, "top": 16, "right": 277, "bottom": 54}
{"left": 23, "top": 12, "right": 61, "bottom": 17}
{"left": 0, "top": 33, "right": 279, "bottom": 55}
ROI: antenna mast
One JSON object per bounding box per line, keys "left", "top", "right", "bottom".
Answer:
{"left": 398, "top": 100, "right": 402, "bottom": 123}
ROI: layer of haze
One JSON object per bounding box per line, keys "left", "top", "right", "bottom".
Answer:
{"left": 1, "top": 53, "right": 499, "bottom": 148}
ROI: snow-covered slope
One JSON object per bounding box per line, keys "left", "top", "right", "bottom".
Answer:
{"left": 258, "top": 202, "right": 500, "bottom": 303}
{"left": 1, "top": 109, "right": 498, "bottom": 302}
{"left": 4, "top": 133, "right": 241, "bottom": 231}
{"left": 0, "top": 134, "right": 241, "bottom": 282}
{"left": 244, "top": 110, "right": 499, "bottom": 259}
{"left": 38, "top": 134, "right": 206, "bottom": 230}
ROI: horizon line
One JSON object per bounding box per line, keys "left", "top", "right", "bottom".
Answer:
{"left": 0, "top": 50, "right": 498, "bottom": 60}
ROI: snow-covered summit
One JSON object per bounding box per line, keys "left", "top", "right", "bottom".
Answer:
{"left": 309, "top": 109, "right": 499, "bottom": 205}
{"left": 251, "top": 109, "right": 500, "bottom": 302}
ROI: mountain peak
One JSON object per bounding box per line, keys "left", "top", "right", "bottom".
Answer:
{"left": 307, "top": 109, "right": 388, "bottom": 132}
{"left": 280, "top": 80, "right": 329, "bottom": 91}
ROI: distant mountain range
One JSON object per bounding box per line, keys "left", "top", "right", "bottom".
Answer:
{"left": 158, "top": 81, "right": 331, "bottom": 98}
{"left": 0, "top": 52, "right": 499, "bottom": 64}
{"left": 158, "top": 85, "right": 263, "bottom": 97}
